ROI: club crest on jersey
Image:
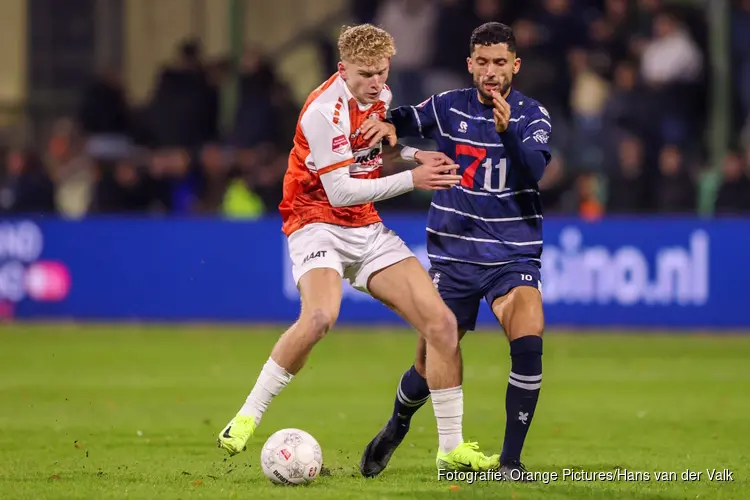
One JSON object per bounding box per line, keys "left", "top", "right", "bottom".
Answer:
{"left": 533, "top": 129, "right": 550, "bottom": 144}
{"left": 458, "top": 121, "right": 468, "bottom": 133}
{"left": 331, "top": 134, "right": 348, "bottom": 155}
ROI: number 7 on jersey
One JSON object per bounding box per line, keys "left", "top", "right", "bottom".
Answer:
{"left": 455, "top": 144, "right": 508, "bottom": 193}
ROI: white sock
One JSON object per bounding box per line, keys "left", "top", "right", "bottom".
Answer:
{"left": 431, "top": 386, "right": 464, "bottom": 454}
{"left": 238, "top": 358, "right": 293, "bottom": 425}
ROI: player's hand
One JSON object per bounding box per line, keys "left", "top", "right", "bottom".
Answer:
{"left": 414, "top": 150, "right": 453, "bottom": 166}
{"left": 492, "top": 91, "right": 511, "bottom": 134}
{"left": 361, "top": 118, "right": 397, "bottom": 148}
{"left": 411, "top": 159, "right": 461, "bottom": 191}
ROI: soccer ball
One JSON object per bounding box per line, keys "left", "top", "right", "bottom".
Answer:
{"left": 260, "top": 428, "right": 323, "bottom": 485}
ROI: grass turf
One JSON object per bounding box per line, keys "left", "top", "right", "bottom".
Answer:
{"left": 0, "top": 324, "right": 747, "bottom": 499}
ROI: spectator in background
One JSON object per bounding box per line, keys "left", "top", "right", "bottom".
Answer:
{"left": 3, "top": 1, "right": 723, "bottom": 219}
{"left": 714, "top": 151, "right": 750, "bottom": 215}
{"left": 0, "top": 149, "right": 56, "bottom": 215}
{"left": 269, "top": 82, "right": 300, "bottom": 151}
{"left": 427, "top": 0, "right": 478, "bottom": 95}
{"left": 588, "top": 0, "right": 638, "bottom": 68}
{"left": 229, "top": 46, "right": 298, "bottom": 214}
{"left": 221, "top": 145, "right": 270, "bottom": 219}
{"left": 204, "top": 58, "right": 233, "bottom": 143}
{"left": 511, "top": 18, "right": 562, "bottom": 117}
{"left": 144, "top": 38, "right": 214, "bottom": 150}
{"left": 90, "top": 159, "right": 151, "bottom": 214}
{"left": 193, "top": 143, "right": 231, "bottom": 214}
{"left": 232, "top": 47, "right": 282, "bottom": 149}
{"left": 568, "top": 48, "right": 609, "bottom": 170}
{"left": 427, "top": 0, "right": 517, "bottom": 95}
{"left": 147, "top": 149, "right": 193, "bottom": 214}
{"left": 77, "top": 67, "right": 132, "bottom": 162}
{"left": 375, "top": 0, "right": 438, "bottom": 106}
{"left": 574, "top": 171, "right": 604, "bottom": 220}
{"left": 606, "top": 135, "right": 649, "bottom": 213}
{"left": 529, "top": 0, "right": 588, "bottom": 119}
{"left": 601, "top": 59, "right": 652, "bottom": 144}
{"left": 640, "top": 10, "right": 703, "bottom": 145}
{"left": 45, "top": 118, "right": 96, "bottom": 218}
{"left": 655, "top": 144, "right": 696, "bottom": 213}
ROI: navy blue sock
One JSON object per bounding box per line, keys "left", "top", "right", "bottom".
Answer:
{"left": 389, "top": 365, "right": 430, "bottom": 434}
{"left": 501, "top": 335, "right": 543, "bottom": 465}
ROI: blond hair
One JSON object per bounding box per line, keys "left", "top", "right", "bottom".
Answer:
{"left": 338, "top": 24, "right": 396, "bottom": 66}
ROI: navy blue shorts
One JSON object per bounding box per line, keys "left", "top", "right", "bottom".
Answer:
{"left": 428, "top": 260, "right": 541, "bottom": 332}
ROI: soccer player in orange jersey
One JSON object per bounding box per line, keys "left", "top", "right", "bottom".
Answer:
{"left": 217, "top": 24, "right": 500, "bottom": 473}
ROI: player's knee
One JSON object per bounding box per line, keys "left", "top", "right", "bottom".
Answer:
{"left": 423, "top": 307, "right": 459, "bottom": 353}
{"left": 528, "top": 318, "right": 544, "bottom": 337}
{"left": 302, "top": 308, "right": 337, "bottom": 343}
{"left": 508, "top": 314, "right": 544, "bottom": 339}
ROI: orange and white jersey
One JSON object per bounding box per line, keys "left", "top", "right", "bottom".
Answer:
{"left": 279, "top": 73, "right": 392, "bottom": 236}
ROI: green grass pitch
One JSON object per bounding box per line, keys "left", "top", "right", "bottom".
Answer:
{"left": 0, "top": 324, "right": 747, "bottom": 499}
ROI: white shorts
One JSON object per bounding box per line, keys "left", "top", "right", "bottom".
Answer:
{"left": 287, "top": 222, "right": 415, "bottom": 293}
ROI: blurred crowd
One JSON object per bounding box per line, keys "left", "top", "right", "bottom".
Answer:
{"left": 2, "top": 0, "right": 750, "bottom": 219}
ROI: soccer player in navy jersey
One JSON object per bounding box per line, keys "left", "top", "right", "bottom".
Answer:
{"left": 359, "top": 22, "right": 551, "bottom": 480}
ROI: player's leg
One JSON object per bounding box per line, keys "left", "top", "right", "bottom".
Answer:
{"left": 218, "top": 226, "right": 344, "bottom": 456}
{"left": 385, "top": 285, "right": 478, "bottom": 441}
{"left": 486, "top": 264, "right": 544, "bottom": 479}
{"left": 361, "top": 260, "right": 483, "bottom": 476}
{"left": 397, "top": 326, "right": 469, "bottom": 420}
{"left": 356, "top": 246, "right": 498, "bottom": 472}
{"left": 384, "top": 263, "right": 480, "bottom": 435}
{"left": 360, "top": 327, "right": 470, "bottom": 477}
{"left": 360, "top": 265, "right": 479, "bottom": 476}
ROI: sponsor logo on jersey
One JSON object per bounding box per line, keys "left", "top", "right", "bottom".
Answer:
{"left": 331, "top": 134, "right": 348, "bottom": 155}
{"left": 352, "top": 146, "right": 381, "bottom": 167}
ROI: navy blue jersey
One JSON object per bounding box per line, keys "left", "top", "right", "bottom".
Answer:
{"left": 390, "top": 88, "right": 552, "bottom": 266}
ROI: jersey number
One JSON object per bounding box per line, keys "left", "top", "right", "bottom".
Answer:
{"left": 455, "top": 145, "right": 508, "bottom": 192}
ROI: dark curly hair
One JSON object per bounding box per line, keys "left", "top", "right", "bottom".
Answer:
{"left": 470, "top": 22, "right": 516, "bottom": 55}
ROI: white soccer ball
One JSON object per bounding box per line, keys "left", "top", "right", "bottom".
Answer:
{"left": 260, "top": 428, "right": 323, "bottom": 485}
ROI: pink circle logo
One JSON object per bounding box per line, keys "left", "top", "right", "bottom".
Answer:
{"left": 25, "top": 261, "right": 71, "bottom": 302}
